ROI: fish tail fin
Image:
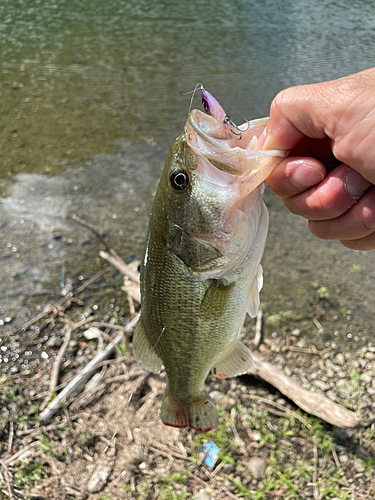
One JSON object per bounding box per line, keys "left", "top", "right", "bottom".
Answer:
{"left": 161, "top": 388, "right": 218, "bottom": 433}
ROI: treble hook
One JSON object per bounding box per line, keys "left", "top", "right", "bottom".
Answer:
{"left": 223, "top": 115, "right": 250, "bottom": 140}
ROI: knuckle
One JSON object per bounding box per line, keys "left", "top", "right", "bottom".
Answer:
{"left": 358, "top": 205, "right": 375, "bottom": 232}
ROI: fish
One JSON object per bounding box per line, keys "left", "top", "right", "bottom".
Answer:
{"left": 132, "top": 87, "right": 287, "bottom": 432}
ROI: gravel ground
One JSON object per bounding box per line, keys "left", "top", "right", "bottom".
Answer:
{"left": 1, "top": 269, "right": 375, "bottom": 500}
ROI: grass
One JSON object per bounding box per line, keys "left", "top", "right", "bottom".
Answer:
{"left": 12, "top": 459, "right": 48, "bottom": 490}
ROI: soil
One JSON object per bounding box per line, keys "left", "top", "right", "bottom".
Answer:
{"left": 1, "top": 265, "right": 375, "bottom": 500}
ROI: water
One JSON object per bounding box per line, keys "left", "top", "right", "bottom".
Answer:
{"left": 1, "top": 0, "right": 375, "bottom": 369}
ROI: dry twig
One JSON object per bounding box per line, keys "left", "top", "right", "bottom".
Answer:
{"left": 39, "top": 314, "right": 139, "bottom": 423}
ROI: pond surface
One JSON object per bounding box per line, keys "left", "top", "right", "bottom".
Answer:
{"left": 1, "top": 0, "right": 375, "bottom": 373}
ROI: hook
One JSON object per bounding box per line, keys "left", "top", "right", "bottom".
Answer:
{"left": 223, "top": 115, "right": 250, "bottom": 140}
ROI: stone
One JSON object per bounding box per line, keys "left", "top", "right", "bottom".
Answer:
{"left": 313, "top": 380, "right": 329, "bottom": 391}
{"left": 326, "top": 390, "right": 337, "bottom": 402}
{"left": 334, "top": 353, "right": 345, "bottom": 366}
{"left": 284, "top": 366, "right": 292, "bottom": 377}
{"left": 326, "top": 359, "right": 340, "bottom": 372}
{"left": 222, "top": 463, "right": 236, "bottom": 474}
{"left": 87, "top": 460, "right": 114, "bottom": 493}
{"left": 246, "top": 457, "right": 267, "bottom": 480}
{"left": 46, "top": 336, "right": 63, "bottom": 348}
{"left": 339, "top": 454, "right": 349, "bottom": 464}
{"left": 192, "top": 490, "right": 210, "bottom": 500}
{"left": 252, "top": 432, "right": 262, "bottom": 442}
{"left": 353, "top": 459, "right": 365, "bottom": 473}
{"left": 209, "top": 391, "right": 223, "bottom": 403}
{"left": 360, "top": 372, "right": 374, "bottom": 384}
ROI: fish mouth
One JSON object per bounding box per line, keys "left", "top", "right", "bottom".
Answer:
{"left": 185, "top": 109, "right": 287, "bottom": 187}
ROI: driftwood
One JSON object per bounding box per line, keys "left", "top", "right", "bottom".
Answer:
{"left": 250, "top": 354, "right": 360, "bottom": 428}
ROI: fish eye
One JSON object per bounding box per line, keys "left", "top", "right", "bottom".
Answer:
{"left": 170, "top": 168, "right": 190, "bottom": 191}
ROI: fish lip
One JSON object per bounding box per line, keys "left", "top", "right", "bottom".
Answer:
{"left": 187, "top": 109, "right": 286, "bottom": 157}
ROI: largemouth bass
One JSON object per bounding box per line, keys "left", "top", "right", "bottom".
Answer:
{"left": 133, "top": 88, "right": 286, "bottom": 432}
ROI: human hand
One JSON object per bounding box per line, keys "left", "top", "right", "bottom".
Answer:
{"left": 260, "top": 69, "right": 375, "bottom": 250}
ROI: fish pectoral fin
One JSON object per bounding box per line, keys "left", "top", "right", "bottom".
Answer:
{"left": 212, "top": 339, "right": 253, "bottom": 378}
{"left": 132, "top": 317, "right": 163, "bottom": 373}
{"left": 247, "top": 264, "right": 263, "bottom": 318}
{"left": 200, "top": 279, "right": 234, "bottom": 319}
{"left": 161, "top": 387, "right": 218, "bottom": 432}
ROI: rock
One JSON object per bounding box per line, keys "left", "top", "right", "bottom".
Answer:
{"left": 284, "top": 367, "right": 292, "bottom": 377}
{"left": 326, "top": 359, "right": 340, "bottom": 372}
{"left": 359, "top": 359, "right": 367, "bottom": 368}
{"left": 252, "top": 432, "right": 262, "bottom": 442}
{"left": 360, "top": 372, "right": 374, "bottom": 384}
{"left": 46, "top": 336, "right": 63, "bottom": 348}
{"left": 276, "top": 398, "right": 286, "bottom": 406}
{"left": 365, "top": 352, "right": 374, "bottom": 360}
{"left": 313, "top": 380, "right": 329, "bottom": 391}
{"left": 222, "top": 463, "right": 236, "bottom": 474}
{"left": 336, "top": 379, "right": 347, "bottom": 387}
{"left": 326, "top": 390, "right": 337, "bottom": 402}
{"left": 291, "top": 328, "right": 301, "bottom": 336}
{"left": 209, "top": 391, "right": 223, "bottom": 403}
{"left": 339, "top": 454, "right": 349, "bottom": 464}
{"left": 246, "top": 457, "right": 267, "bottom": 480}
{"left": 353, "top": 459, "right": 365, "bottom": 473}
{"left": 86, "top": 460, "right": 114, "bottom": 493}
{"left": 334, "top": 353, "right": 345, "bottom": 366}
{"left": 192, "top": 490, "right": 210, "bottom": 500}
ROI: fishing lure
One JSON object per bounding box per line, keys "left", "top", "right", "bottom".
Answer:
{"left": 184, "top": 83, "right": 250, "bottom": 139}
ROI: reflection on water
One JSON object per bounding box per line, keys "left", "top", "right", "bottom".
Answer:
{"left": 1, "top": 0, "right": 375, "bottom": 368}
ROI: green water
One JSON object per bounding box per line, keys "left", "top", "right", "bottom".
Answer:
{"left": 1, "top": 0, "right": 375, "bottom": 371}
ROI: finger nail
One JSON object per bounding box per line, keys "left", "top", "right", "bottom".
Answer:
{"left": 288, "top": 164, "right": 325, "bottom": 189}
{"left": 345, "top": 167, "right": 372, "bottom": 199}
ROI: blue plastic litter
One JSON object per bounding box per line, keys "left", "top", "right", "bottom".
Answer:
{"left": 201, "top": 441, "right": 220, "bottom": 468}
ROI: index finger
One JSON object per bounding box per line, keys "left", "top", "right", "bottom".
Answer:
{"left": 263, "top": 83, "right": 333, "bottom": 151}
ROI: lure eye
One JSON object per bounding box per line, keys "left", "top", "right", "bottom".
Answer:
{"left": 202, "top": 96, "right": 210, "bottom": 114}
{"left": 170, "top": 168, "right": 190, "bottom": 191}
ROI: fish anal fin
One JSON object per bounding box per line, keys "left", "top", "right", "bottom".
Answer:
{"left": 212, "top": 339, "right": 253, "bottom": 378}
{"left": 132, "top": 317, "right": 163, "bottom": 373}
{"left": 161, "top": 388, "right": 219, "bottom": 432}
{"left": 200, "top": 280, "right": 233, "bottom": 319}
{"left": 247, "top": 264, "right": 263, "bottom": 318}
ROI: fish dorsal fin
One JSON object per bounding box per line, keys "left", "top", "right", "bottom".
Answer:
{"left": 132, "top": 317, "right": 163, "bottom": 373}
{"left": 247, "top": 264, "right": 263, "bottom": 318}
{"left": 161, "top": 386, "right": 219, "bottom": 432}
{"left": 212, "top": 339, "right": 253, "bottom": 378}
